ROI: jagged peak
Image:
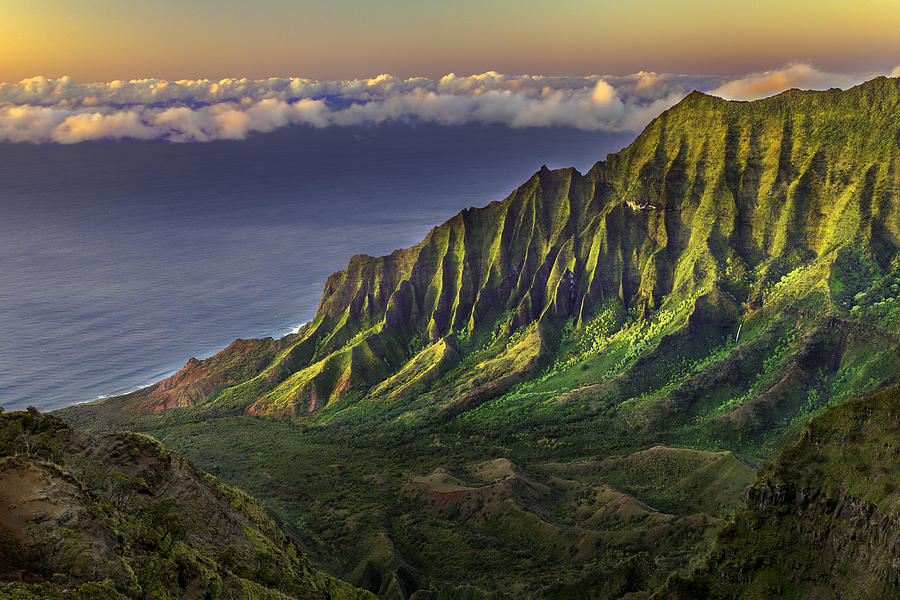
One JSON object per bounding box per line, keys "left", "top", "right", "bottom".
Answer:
{"left": 683, "top": 89, "right": 717, "bottom": 100}
{"left": 667, "top": 88, "right": 724, "bottom": 107}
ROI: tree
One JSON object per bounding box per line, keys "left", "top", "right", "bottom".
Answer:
{"left": 142, "top": 497, "right": 186, "bottom": 554}
{"left": 106, "top": 471, "right": 147, "bottom": 510}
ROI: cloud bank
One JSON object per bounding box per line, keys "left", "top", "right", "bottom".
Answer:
{"left": 1, "top": 64, "right": 896, "bottom": 143}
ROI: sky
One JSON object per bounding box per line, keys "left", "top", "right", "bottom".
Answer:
{"left": 1, "top": 0, "right": 899, "bottom": 82}
{"left": 1, "top": 1, "right": 898, "bottom": 145}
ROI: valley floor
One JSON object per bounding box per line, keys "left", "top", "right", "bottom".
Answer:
{"left": 76, "top": 410, "right": 758, "bottom": 598}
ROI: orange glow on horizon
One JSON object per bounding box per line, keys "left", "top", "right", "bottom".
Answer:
{"left": 1, "top": 0, "right": 898, "bottom": 82}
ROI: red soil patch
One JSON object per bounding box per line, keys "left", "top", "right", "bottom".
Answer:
{"left": 274, "top": 486, "right": 317, "bottom": 505}
{"left": 422, "top": 489, "right": 469, "bottom": 501}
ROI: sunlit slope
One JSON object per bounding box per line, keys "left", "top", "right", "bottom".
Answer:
{"left": 63, "top": 77, "right": 900, "bottom": 445}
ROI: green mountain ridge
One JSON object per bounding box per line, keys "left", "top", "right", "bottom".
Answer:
{"left": 51, "top": 77, "right": 900, "bottom": 599}
{"left": 67, "top": 77, "right": 900, "bottom": 452}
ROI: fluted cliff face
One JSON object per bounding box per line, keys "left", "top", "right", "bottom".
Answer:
{"left": 66, "top": 78, "right": 900, "bottom": 430}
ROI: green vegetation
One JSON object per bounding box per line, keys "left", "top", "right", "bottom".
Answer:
{"left": 55, "top": 411, "right": 753, "bottom": 599}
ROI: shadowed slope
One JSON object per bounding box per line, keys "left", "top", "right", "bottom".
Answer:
{"left": 657, "top": 382, "right": 900, "bottom": 599}
{"left": 0, "top": 410, "right": 374, "bottom": 600}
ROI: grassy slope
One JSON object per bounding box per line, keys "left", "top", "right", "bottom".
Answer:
{"left": 70, "top": 411, "right": 755, "bottom": 599}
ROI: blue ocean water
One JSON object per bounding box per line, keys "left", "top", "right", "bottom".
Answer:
{"left": 0, "top": 124, "right": 635, "bottom": 411}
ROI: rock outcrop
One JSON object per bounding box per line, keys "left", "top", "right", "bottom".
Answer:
{"left": 0, "top": 409, "right": 374, "bottom": 600}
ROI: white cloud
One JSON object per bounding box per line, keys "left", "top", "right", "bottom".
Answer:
{"left": 0, "top": 65, "right": 894, "bottom": 143}
{"left": 707, "top": 63, "right": 867, "bottom": 101}
{"left": 890, "top": 66, "right": 900, "bottom": 78}
{"left": 0, "top": 105, "right": 68, "bottom": 142}
{"left": 51, "top": 111, "right": 156, "bottom": 144}
{"left": 591, "top": 80, "right": 617, "bottom": 104}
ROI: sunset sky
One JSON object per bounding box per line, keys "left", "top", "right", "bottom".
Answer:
{"left": 2, "top": 0, "right": 899, "bottom": 81}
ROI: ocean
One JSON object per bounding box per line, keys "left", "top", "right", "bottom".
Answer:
{"left": 0, "top": 124, "right": 635, "bottom": 411}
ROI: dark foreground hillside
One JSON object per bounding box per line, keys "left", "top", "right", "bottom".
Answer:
{"left": 658, "top": 382, "right": 900, "bottom": 599}
{"left": 0, "top": 409, "right": 373, "bottom": 600}
{"left": 10, "top": 385, "right": 897, "bottom": 599}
